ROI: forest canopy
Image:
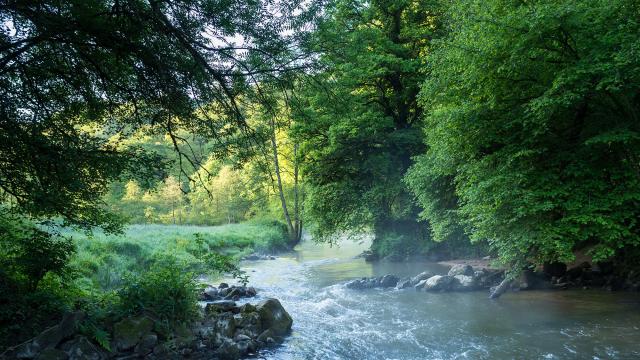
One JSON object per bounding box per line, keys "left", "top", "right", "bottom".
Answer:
{"left": 1, "top": 0, "right": 638, "bottom": 279}
{"left": 1, "top": 0, "right": 640, "bottom": 349}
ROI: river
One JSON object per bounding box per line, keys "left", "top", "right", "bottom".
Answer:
{"left": 231, "top": 237, "right": 640, "bottom": 359}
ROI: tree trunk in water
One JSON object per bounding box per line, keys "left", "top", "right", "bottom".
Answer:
{"left": 489, "top": 277, "right": 513, "bottom": 299}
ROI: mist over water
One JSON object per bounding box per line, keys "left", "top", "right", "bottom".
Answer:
{"left": 233, "top": 238, "right": 640, "bottom": 360}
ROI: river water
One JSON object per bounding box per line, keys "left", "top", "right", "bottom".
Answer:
{"left": 233, "top": 237, "right": 640, "bottom": 360}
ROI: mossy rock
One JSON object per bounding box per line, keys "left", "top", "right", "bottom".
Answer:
{"left": 113, "top": 316, "right": 154, "bottom": 351}
{"left": 256, "top": 299, "right": 292, "bottom": 336}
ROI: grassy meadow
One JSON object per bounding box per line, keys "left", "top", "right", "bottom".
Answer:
{"left": 63, "top": 222, "right": 288, "bottom": 291}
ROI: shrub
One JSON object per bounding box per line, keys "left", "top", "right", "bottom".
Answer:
{"left": 0, "top": 212, "right": 77, "bottom": 348}
{"left": 0, "top": 213, "right": 74, "bottom": 290}
{"left": 117, "top": 258, "right": 199, "bottom": 327}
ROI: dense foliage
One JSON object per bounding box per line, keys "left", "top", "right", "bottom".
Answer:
{"left": 293, "top": 0, "right": 442, "bottom": 258}
{"left": 2, "top": 0, "right": 640, "bottom": 350}
{"left": 0, "top": 0, "right": 300, "bottom": 230}
{"left": 407, "top": 0, "right": 640, "bottom": 269}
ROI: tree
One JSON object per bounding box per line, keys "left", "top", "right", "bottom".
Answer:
{"left": 248, "top": 85, "right": 305, "bottom": 245}
{"left": 161, "top": 176, "right": 184, "bottom": 225}
{"left": 0, "top": 0, "right": 302, "bottom": 230}
{"left": 293, "top": 0, "right": 441, "bottom": 258}
{"left": 408, "top": 0, "right": 640, "bottom": 272}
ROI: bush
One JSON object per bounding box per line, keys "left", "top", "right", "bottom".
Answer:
{"left": 0, "top": 213, "right": 74, "bottom": 290}
{"left": 117, "top": 259, "right": 199, "bottom": 327}
{"left": 0, "top": 212, "right": 77, "bottom": 348}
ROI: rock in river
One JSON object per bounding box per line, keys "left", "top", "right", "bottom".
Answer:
{"left": 345, "top": 275, "right": 399, "bottom": 289}
{"left": 256, "top": 298, "right": 293, "bottom": 336}
{"left": 448, "top": 264, "right": 474, "bottom": 277}
{"left": 452, "top": 275, "right": 476, "bottom": 291}
{"left": 410, "top": 271, "right": 434, "bottom": 286}
{"left": 423, "top": 275, "right": 455, "bottom": 291}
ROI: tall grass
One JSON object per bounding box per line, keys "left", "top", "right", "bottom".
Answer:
{"left": 64, "top": 222, "right": 288, "bottom": 290}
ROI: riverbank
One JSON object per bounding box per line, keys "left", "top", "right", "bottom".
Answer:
{"left": 0, "top": 222, "right": 292, "bottom": 351}
{"left": 1, "top": 284, "right": 294, "bottom": 360}
{"left": 437, "top": 256, "right": 640, "bottom": 294}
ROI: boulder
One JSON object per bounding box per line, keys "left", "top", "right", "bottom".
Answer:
{"left": 414, "top": 279, "right": 428, "bottom": 291}
{"left": 35, "top": 349, "right": 69, "bottom": 360}
{"left": 234, "top": 334, "right": 252, "bottom": 342}
{"left": 566, "top": 262, "right": 591, "bottom": 280}
{"left": 517, "top": 270, "right": 551, "bottom": 290}
{"left": 448, "top": 264, "right": 474, "bottom": 277}
{"left": 379, "top": 274, "right": 399, "bottom": 288}
{"left": 395, "top": 278, "right": 412, "bottom": 290}
{"left": 202, "top": 286, "right": 220, "bottom": 300}
{"left": 113, "top": 316, "right": 154, "bottom": 351}
{"left": 219, "top": 283, "right": 229, "bottom": 289}
{"left": 239, "top": 303, "right": 257, "bottom": 313}
{"left": 213, "top": 312, "right": 237, "bottom": 339}
{"left": 256, "top": 299, "right": 293, "bottom": 336}
{"left": 345, "top": 278, "right": 374, "bottom": 290}
{"left": 215, "top": 339, "right": 241, "bottom": 360}
{"left": 65, "top": 336, "right": 105, "bottom": 360}
{"left": 474, "top": 269, "right": 504, "bottom": 289}
{"left": 224, "top": 286, "right": 252, "bottom": 300}
{"left": 134, "top": 334, "right": 158, "bottom": 356}
{"left": 247, "top": 287, "right": 257, "bottom": 297}
{"left": 233, "top": 311, "right": 262, "bottom": 339}
{"left": 2, "top": 311, "right": 84, "bottom": 360}
{"left": 423, "top": 275, "right": 455, "bottom": 291}
{"left": 452, "top": 275, "right": 476, "bottom": 291}
{"left": 410, "top": 271, "right": 434, "bottom": 286}
{"left": 256, "top": 328, "right": 280, "bottom": 344}
{"left": 205, "top": 300, "right": 238, "bottom": 314}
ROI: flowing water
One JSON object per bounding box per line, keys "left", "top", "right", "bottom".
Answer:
{"left": 230, "top": 238, "right": 640, "bottom": 360}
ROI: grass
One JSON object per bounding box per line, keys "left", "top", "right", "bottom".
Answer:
{"left": 62, "top": 221, "right": 288, "bottom": 290}
{"left": 0, "top": 220, "right": 289, "bottom": 349}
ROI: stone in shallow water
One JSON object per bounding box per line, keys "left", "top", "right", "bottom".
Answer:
{"left": 256, "top": 298, "right": 293, "bottom": 336}
{"left": 395, "top": 278, "right": 412, "bottom": 289}
{"left": 414, "top": 279, "right": 429, "bottom": 291}
{"left": 410, "top": 271, "right": 434, "bottom": 286}
{"left": 379, "top": 274, "right": 399, "bottom": 288}
{"left": 215, "top": 338, "right": 241, "bottom": 360}
{"left": 453, "top": 275, "right": 476, "bottom": 291}
{"left": 448, "top": 264, "right": 474, "bottom": 277}
{"left": 206, "top": 300, "right": 238, "bottom": 314}
{"left": 202, "top": 286, "right": 220, "bottom": 300}
{"left": 423, "top": 275, "right": 455, "bottom": 291}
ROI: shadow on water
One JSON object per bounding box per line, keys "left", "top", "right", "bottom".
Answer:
{"left": 230, "top": 237, "right": 640, "bottom": 360}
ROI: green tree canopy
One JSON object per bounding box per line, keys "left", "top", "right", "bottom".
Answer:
{"left": 293, "top": 0, "right": 442, "bottom": 257}
{"left": 408, "top": 0, "right": 640, "bottom": 269}
{"left": 0, "top": 0, "right": 303, "bottom": 230}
